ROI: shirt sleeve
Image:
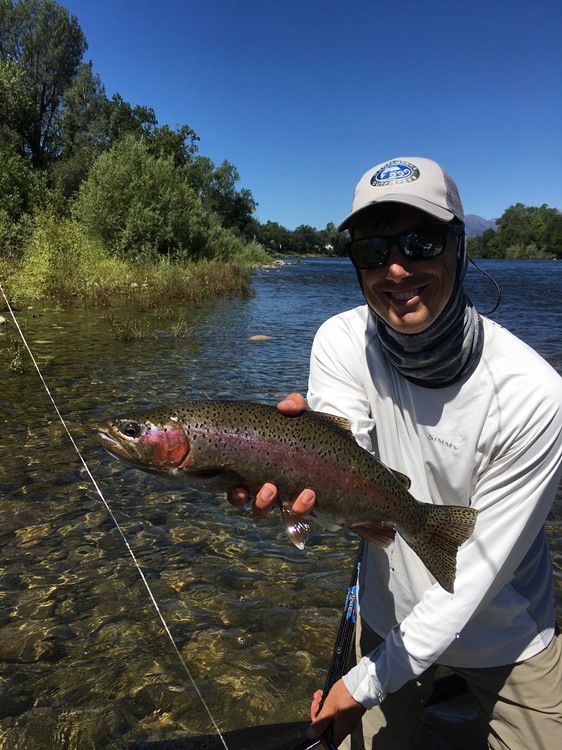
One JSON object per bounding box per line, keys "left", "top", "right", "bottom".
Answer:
{"left": 307, "top": 312, "right": 377, "bottom": 451}
{"left": 309, "top": 316, "right": 562, "bottom": 709}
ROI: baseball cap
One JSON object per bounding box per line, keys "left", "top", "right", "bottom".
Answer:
{"left": 337, "top": 157, "right": 464, "bottom": 232}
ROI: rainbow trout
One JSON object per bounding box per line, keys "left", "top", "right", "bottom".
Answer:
{"left": 97, "top": 400, "right": 478, "bottom": 593}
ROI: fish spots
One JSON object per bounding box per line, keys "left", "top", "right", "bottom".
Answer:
{"left": 99, "top": 400, "right": 478, "bottom": 592}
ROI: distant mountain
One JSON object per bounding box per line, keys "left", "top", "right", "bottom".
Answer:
{"left": 464, "top": 214, "right": 497, "bottom": 238}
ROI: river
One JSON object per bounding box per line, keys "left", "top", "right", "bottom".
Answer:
{"left": 0, "top": 258, "right": 561, "bottom": 748}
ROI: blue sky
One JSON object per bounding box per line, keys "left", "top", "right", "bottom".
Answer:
{"left": 62, "top": 0, "right": 561, "bottom": 230}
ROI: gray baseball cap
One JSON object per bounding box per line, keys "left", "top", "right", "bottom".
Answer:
{"left": 337, "top": 156, "right": 464, "bottom": 231}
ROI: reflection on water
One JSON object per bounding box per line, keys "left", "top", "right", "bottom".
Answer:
{"left": 1, "top": 258, "right": 561, "bottom": 748}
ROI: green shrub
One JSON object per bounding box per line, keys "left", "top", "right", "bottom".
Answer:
{"left": 0, "top": 146, "right": 45, "bottom": 221}
{"left": 74, "top": 136, "right": 210, "bottom": 260}
{"left": 10, "top": 211, "right": 126, "bottom": 304}
{"left": 0, "top": 209, "right": 34, "bottom": 260}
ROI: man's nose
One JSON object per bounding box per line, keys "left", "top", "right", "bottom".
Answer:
{"left": 385, "top": 245, "right": 412, "bottom": 280}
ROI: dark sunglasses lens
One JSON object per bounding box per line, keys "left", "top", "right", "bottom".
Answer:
{"left": 348, "top": 225, "right": 458, "bottom": 269}
{"left": 402, "top": 227, "right": 448, "bottom": 259}
{"left": 348, "top": 238, "right": 389, "bottom": 269}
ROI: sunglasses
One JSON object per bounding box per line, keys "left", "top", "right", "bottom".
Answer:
{"left": 347, "top": 224, "right": 464, "bottom": 270}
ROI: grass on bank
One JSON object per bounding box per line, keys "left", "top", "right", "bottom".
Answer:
{"left": 1, "top": 212, "right": 270, "bottom": 309}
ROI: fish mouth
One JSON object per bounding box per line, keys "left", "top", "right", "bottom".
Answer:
{"left": 97, "top": 429, "right": 173, "bottom": 477}
{"left": 97, "top": 428, "right": 139, "bottom": 462}
{"left": 97, "top": 426, "right": 147, "bottom": 463}
{"left": 97, "top": 428, "right": 120, "bottom": 449}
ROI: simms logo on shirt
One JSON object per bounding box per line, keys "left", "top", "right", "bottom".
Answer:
{"left": 428, "top": 433, "right": 458, "bottom": 451}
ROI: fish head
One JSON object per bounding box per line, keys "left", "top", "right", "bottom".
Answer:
{"left": 97, "top": 415, "right": 191, "bottom": 476}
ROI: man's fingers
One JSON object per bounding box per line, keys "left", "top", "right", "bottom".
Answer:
{"left": 293, "top": 489, "right": 316, "bottom": 515}
{"left": 277, "top": 393, "right": 308, "bottom": 415}
{"left": 310, "top": 689, "right": 324, "bottom": 720}
{"left": 226, "top": 487, "right": 249, "bottom": 507}
{"left": 253, "top": 483, "right": 278, "bottom": 516}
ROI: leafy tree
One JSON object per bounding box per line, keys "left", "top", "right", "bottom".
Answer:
{"left": 0, "top": 142, "right": 44, "bottom": 258}
{"left": 0, "top": 0, "right": 87, "bottom": 166}
{"left": 147, "top": 122, "right": 199, "bottom": 167}
{"left": 0, "top": 57, "right": 30, "bottom": 148}
{"left": 256, "top": 220, "right": 289, "bottom": 253}
{"left": 496, "top": 203, "right": 559, "bottom": 259}
{"left": 467, "top": 227, "right": 502, "bottom": 258}
{"left": 50, "top": 60, "right": 109, "bottom": 196}
{"left": 544, "top": 211, "right": 562, "bottom": 259}
{"left": 291, "top": 224, "right": 322, "bottom": 254}
{"left": 73, "top": 135, "right": 240, "bottom": 261}
{"left": 186, "top": 156, "right": 257, "bottom": 238}
{"left": 467, "top": 203, "right": 561, "bottom": 259}
{"left": 100, "top": 93, "right": 157, "bottom": 146}
{"left": 0, "top": 143, "right": 43, "bottom": 218}
{"left": 59, "top": 61, "right": 108, "bottom": 154}
{"left": 318, "top": 222, "right": 349, "bottom": 256}
{"left": 495, "top": 203, "right": 533, "bottom": 250}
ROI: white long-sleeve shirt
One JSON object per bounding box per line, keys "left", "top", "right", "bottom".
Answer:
{"left": 307, "top": 305, "right": 562, "bottom": 708}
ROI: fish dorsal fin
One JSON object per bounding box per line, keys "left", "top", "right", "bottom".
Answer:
{"left": 390, "top": 469, "right": 411, "bottom": 490}
{"left": 312, "top": 411, "right": 353, "bottom": 433}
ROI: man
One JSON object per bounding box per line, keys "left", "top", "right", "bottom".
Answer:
{"left": 229, "top": 157, "right": 562, "bottom": 749}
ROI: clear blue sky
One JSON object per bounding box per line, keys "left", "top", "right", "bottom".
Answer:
{"left": 62, "top": 0, "right": 561, "bottom": 230}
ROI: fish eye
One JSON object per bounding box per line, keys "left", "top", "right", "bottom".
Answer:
{"left": 119, "top": 420, "right": 142, "bottom": 438}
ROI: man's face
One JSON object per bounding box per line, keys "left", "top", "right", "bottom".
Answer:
{"left": 351, "top": 206, "right": 459, "bottom": 335}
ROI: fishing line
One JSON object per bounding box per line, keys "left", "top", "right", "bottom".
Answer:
{"left": 468, "top": 256, "right": 502, "bottom": 315}
{"left": 0, "top": 283, "right": 230, "bottom": 750}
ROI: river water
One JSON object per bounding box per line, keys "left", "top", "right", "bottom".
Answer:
{"left": 0, "top": 258, "right": 561, "bottom": 749}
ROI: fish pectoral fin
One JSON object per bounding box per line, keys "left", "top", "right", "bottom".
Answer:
{"left": 348, "top": 521, "right": 396, "bottom": 548}
{"left": 280, "top": 503, "right": 310, "bottom": 550}
{"left": 389, "top": 469, "right": 411, "bottom": 490}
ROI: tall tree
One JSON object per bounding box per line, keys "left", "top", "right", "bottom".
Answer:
{"left": 0, "top": 0, "right": 87, "bottom": 166}
{"left": 0, "top": 58, "right": 29, "bottom": 148}
{"left": 186, "top": 156, "right": 257, "bottom": 237}
{"left": 50, "top": 60, "right": 108, "bottom": 196}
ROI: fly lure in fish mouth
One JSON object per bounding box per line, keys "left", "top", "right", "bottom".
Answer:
{"left": 0, "top": 283, "right": 230, "bottom": 750}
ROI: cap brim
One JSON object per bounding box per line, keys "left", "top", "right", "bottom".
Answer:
{"left": 337, "top": 195, "right": 456, "bottom": 232}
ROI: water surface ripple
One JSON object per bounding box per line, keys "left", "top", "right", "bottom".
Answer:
{"left": 0, "top": 258, "right": 560, "bottom": 748}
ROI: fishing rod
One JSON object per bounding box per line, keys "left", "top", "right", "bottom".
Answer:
{"left": 292, "top": 539, "right": 364, "bottom": 750}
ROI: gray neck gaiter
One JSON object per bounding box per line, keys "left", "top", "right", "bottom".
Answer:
{"left": 367, "top": 237, "right": 484, "bottom": 388}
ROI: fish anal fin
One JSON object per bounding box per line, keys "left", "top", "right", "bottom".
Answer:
{"left": 349, "top": 521, "right": 396, "bottom": 549}
{"left": 280, "top": 503, "right": 310, "bottom": 550}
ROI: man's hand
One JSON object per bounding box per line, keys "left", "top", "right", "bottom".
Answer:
{"left": 306, "top": 679, "right": 365, "bottom": 748}
{"left": 226, "top": 394, "right": 317, "bottom": 516}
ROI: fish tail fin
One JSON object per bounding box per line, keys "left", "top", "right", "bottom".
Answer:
{"left": 401, "top": 505, "right": 478, "bottom": 594}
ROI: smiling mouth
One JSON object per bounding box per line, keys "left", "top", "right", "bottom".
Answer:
{"left": 389, "top": 287, "right": 422, "bottom": 302}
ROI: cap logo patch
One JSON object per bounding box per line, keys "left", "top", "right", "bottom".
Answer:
{"left": 371, "top": 160, "right": 420, "bottom": 187}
